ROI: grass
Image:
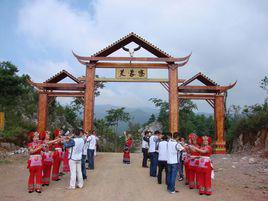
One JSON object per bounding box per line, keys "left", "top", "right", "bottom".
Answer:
{"left": 0, "top": 159, "right": 12, "bottom": 164}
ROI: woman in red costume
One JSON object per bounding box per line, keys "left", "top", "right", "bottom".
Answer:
{"left": 188, "top": 133, "right": 201, "bottom": 189}
{"left": 192, "top": 136, "right": 213, "bottom": 195}
{"left": 123, "top": 132, "right": 133, "bottom": 164}
{"left": 183, "top": 143, "right": 190, "bottom": 185}
{"left": 41, "top": 131, "right": 60, "bottom": 186}
{"left": 62, "top": 131, "right": 70, "bottom": 173}
{"left": 27, "top": 131, "right": 43, "bottom": 193}
{"left": 52, "top": 129, "right": 63, "bottom": 181}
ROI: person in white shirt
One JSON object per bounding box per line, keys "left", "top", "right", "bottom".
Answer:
{"left": 157, "top": 134, "right": 168, "bottom": 184}
{"left": 81, "top": 130, "right": 88, "bottom": 180}
{"left": 87, "top": 130, "right": 99, "bottom": 170}
{"left": 166, "top": 132, "right": 184, "bottom": 194}
{"left": 141, "top": 131, "right": 150, "bottom": 168}
{"left": 149, "top": 130, "right": 161, "bottom": 177}
{"left": 64, "top": 129, "right": 84, "bottom": 189}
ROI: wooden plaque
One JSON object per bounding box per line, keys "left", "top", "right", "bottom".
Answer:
{"left": 115, "top": 68, "right": 148, "bottom": 79}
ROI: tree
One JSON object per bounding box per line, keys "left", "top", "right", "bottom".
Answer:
{"left": 105, "top": 107, "right": 131, "bottom": 152}
{"left": 149, "top": 98, "right": 197, "bottom": 133}
{"left": 127, "top": 122, "right": 141, "bottom": 152}
{"left": 260, "top": 75, "right": 268, "bottom": 102}
{"left": 94, "top": 118, "right": 116, "bottom": 152}
{"left": 146, "top": 114, "right": 156, "bottom": 125}
{"left": 71, "top": 74, "right": 105, "bottom": 109}
{"left": 179, "top": 100, "right": 198, "bottom": 136}
{"left": 0, "top": 62, "right": 34, "bottom": 111}
{"left": 149, "top": 98, "right": 169, "bottom": 131}
{"left": 105, "top": 107, "right": 131, "bottom": 134}
{"left": 260, "top": 76, "right": 268, "bottom": 92}
{"left": 0, "top": 61, "right": 37, "bottom": 145}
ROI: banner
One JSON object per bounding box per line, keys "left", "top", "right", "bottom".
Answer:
{"left": 0, "top": 112, "right": 4, "bottom": 131}
{"left": 115, "top": 68, "right": 148, "bottom": 79}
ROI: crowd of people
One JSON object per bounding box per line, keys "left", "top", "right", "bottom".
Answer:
{"left": 26, "top": 126, "right": 212, "bottom": 196}
{"left": 27, "top": 128, "right": 98, "bottom": 193}
{"left": 141, "top": 130, "right": 213, "bottom": 195}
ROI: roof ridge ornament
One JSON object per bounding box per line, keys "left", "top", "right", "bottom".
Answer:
{"left": 122, "top": 45, "right": 141, "bottom": 64}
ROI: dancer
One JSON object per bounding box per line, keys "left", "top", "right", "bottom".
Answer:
{"left": 188, "top": 133, "right": 201, "bottom": 189}
{"left": 62, "top": 131, "right": 70, "bottom": 173}
{"left": 191, "top": 136, "right": 213, "bottom": 195}
{"left": 41, "top": 131, "right": 52, "bottom": 186}
{"left": 27, "top": 131, "right": 43, "bottom": 193}
{"left": 52, "top": 129, "right": 63, "bottom": 181}
{"left": 123, "top": 131, "right": 133, "bottom": 164}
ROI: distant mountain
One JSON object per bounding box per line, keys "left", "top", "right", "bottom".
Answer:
{"left": 94, "top": 104, "right": 158, "bottom": 134}
{"left": 195, "top": 112, "right": 213, "bottom": 117}
{"left": 89, "top": 105, "right": 212, "bottom": 134}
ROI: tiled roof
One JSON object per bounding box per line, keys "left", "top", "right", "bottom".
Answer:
{"left": 92, "top": 32, "right": 173, "bottom": 58}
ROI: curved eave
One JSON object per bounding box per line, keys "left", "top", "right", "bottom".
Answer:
{"left": 72, "top": 51, "right": 89, "bottom": 65}
{"left": 178, "top": 55, "right": 191, "bottom": 67}
{"left": 26, "top": 78, "right": 42, "bottom": 90}
{"left": 178, "top": 81, "right": 237, "bottom": 94}
{"left": 72, "top": 50, "right": 191, "bottom": 64}
{"left": 178, "top": 52, "right": 192, "bottom": 62}
{"left": 221, "top": 81, "right": 237, "bottom": 92}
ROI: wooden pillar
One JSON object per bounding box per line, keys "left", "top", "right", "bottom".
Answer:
{"left": 214, "top": 95, "right": 226, "bottom": 154}
{"left": 83, "top": 63, "right": 95, "bottom": 133}
{"left": 37, "top": 93, "right": 48, "bottom": 132}
{"left": 168, "top": 64, "right": 179, "bottom": 133}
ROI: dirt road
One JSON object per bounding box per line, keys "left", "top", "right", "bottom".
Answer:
{"left": 0, "top": 153, "right": 267, "bottom": 201}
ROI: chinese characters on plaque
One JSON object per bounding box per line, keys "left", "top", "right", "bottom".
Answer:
{"left": 115, "top": 68, "right": 148, "bottom": 79}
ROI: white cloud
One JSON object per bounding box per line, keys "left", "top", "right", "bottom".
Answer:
{"left": 16, "top": 0, "right": 268, "bottom": 111}
{"left": 23, "top": 60, "right": 74, "bottom": 82}
{"left": 17, "top": 0, "right": 98, "bottom": 52}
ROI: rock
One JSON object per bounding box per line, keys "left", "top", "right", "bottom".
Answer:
{"left": 0, "top": 142, "right": 18, "bottom": 151}
{"left": 258, "top": 168, "right": 268, "bottom": 173}
{"left": 139, "top": 121, "right": 163, "bottom": 134}
{"left": 14, "top": 147, "right": 28, "bottom": 154}
{"left": 249, "top": 158, "right": 257, "bottom": 164}
{"left": 241, "top": 156, "right": 247, "bottom": 160}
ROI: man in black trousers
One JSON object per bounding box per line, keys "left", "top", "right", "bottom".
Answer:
{"left": 141, "top": 131, "right": 150, "bottom": 167}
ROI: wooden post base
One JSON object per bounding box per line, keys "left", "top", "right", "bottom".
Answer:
{"left": 214, "top": 141, "right": 226, "bottom": 154}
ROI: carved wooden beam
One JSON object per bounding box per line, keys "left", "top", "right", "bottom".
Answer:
{"left": 73, "top": 52, "right": 184, "bottom": 63}
{"left": 178, "top": 82, "right": 237, "bottom": 93}
{"left": 95, "top": 62, "right": 171, "bottom": 69}
{"left": 178, "top": 94, "right": 218, "bottom": 100}
{"left": 45, "top": 92, "right": 85, "bottom": 97}
{"left": 160, "top": 82, "right": 169, "bottom": 92}
{"left": 206, "top": 99, "right": 215, "bottom": 108}
{"left": 48, "top": 97, "right": 56, "bottom": 105}
{"left": 33, "top": 83, "right": 85, "bottom": 91}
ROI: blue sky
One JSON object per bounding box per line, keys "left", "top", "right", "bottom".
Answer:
{"left": 1, "top": 0, "right": 267, "bottom": 112}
